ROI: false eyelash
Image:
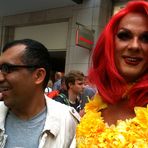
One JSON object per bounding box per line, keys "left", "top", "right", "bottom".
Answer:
{"left": 116, "top": 31, "right": 132, "bottom": 41}
{"left": 139, "top": 33, "right": 148, "bottom": 43}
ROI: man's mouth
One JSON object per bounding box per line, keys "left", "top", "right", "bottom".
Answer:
{"left": 0, "top": 87, "right": 9, "bottom": 92}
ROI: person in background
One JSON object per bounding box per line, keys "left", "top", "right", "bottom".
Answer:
{"left": 44, "top": 79, "right": 53, "bottom": 94}
{"left": 0, "top": 39, "right": 80, "bottom": 148}
{"left": 59, "top": 76, "right": 67, "bottom": 93}
{"left": 46, "top": 76, "right": 67, "bottom": 99}
{"left": 52, "top": 71, "right": 62, "bottom": 91}
{"left": 79, "top": 76, "right": 96, "bottom": 117}
{"left": 76, "top": 1, "right": 148, "bottom": 147}
{"left": 54, "top": 70, "right": 85, "bottom": 113}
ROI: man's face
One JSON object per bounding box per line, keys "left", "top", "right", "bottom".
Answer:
{"left": 0, "top": 44, "right": 36, "bottom": 109}
{"left": 71, "top": 79, "right": 85, "bottom": 95}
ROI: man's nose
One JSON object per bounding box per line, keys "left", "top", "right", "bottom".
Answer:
{"left": 0, "top": 70, "right": 5, "bottom": 81}
{"left": 82, "top": 84, "right": 85, "bottom": 89}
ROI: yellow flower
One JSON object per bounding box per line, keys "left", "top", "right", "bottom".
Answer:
{"left": 85, "top": 94, "right": 107, "bottom": 113}
{"left": 133, "top": 105, "right": 148, "bottom": 128}
{"left": 76, "top": 95, "right": 148, "bottom": 148}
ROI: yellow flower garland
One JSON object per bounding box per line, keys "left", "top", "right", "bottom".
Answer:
{"left": 76, "top": 94, "right": 148, "bottom": 148}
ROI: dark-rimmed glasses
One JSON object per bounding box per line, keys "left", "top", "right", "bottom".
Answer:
{"left": 0, "top": 63, "right": 40, "bottom": 74}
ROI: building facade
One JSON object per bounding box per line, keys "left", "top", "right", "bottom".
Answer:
{"left": 0, "top": 0, "right": 128, "bottom": 76}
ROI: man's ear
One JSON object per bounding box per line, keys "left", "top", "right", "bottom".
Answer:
{"left": 68, "top": 82, "right": 73, "bottom": 88}
{"left": 34, "top": 68, "right": 46, "bottom": 85}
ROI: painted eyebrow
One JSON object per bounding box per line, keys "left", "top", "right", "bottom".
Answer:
{"left": 117, "top": 28, "right": 131, "bottom": 33}
{"left": 118, "top": 27, "right": 148, "bottom": 34}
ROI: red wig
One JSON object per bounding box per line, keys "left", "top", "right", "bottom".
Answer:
{"left": 89, "top": 0, "right": 148, "bottom": 108}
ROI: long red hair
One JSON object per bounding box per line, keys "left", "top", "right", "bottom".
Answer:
{"left": 89, "top": 0, "right": 148, "bottom": 108}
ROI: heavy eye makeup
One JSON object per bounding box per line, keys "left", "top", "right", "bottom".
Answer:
{"left": 139, "top": 32, "right": 148, "bottom": 43}
{"left": 116, "top": 29, "right": 132, "bottom": 41}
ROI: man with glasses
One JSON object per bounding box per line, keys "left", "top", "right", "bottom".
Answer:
{"left": 0, "top": 39, "right": 80, "bottom": 148}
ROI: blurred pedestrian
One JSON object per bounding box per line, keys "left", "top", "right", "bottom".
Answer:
{"left": 54, "top": 70, "right": 85, "bottom": 113}
{"left": 52, "top": 72, "right": 62, "bottom": 91}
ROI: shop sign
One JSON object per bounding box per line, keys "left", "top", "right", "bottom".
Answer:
{"left": 76, "top": 24, "right": 94, "bottom": 50}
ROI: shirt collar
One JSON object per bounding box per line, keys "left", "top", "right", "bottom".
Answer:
{"left": 43, "top": 95, "right": 61, "bottom": 137}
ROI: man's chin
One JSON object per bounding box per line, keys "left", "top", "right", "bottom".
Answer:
{"left": 3, "top": 99, "right": 10, "bottom": 107}
{"left": 0, "top": 93, "right": 4, "bottom": 101}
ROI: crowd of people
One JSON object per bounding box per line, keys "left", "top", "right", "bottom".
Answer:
{"left": 45, "top": 70, "right": 96, "bottom": 117}
{"left": 0, "top": 0, "right": 147, "bottom": 147}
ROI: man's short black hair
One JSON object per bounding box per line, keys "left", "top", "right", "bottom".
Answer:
{"left": 2, "top": 39, "right": 50, "bottom": 89}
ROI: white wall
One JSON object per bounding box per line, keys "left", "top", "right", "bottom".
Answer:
{"left": 65, "top": 0, "right": 112, "bottom": 75}
{"left": 14, "top": 22, "right": 68, "bottom": 50}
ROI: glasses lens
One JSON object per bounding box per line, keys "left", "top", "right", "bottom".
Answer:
{"left": 0, "top": 63, "right": 40, "bottom": 74}
{"left": 1, "top": 64, "right": 10, "bottom": 73}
